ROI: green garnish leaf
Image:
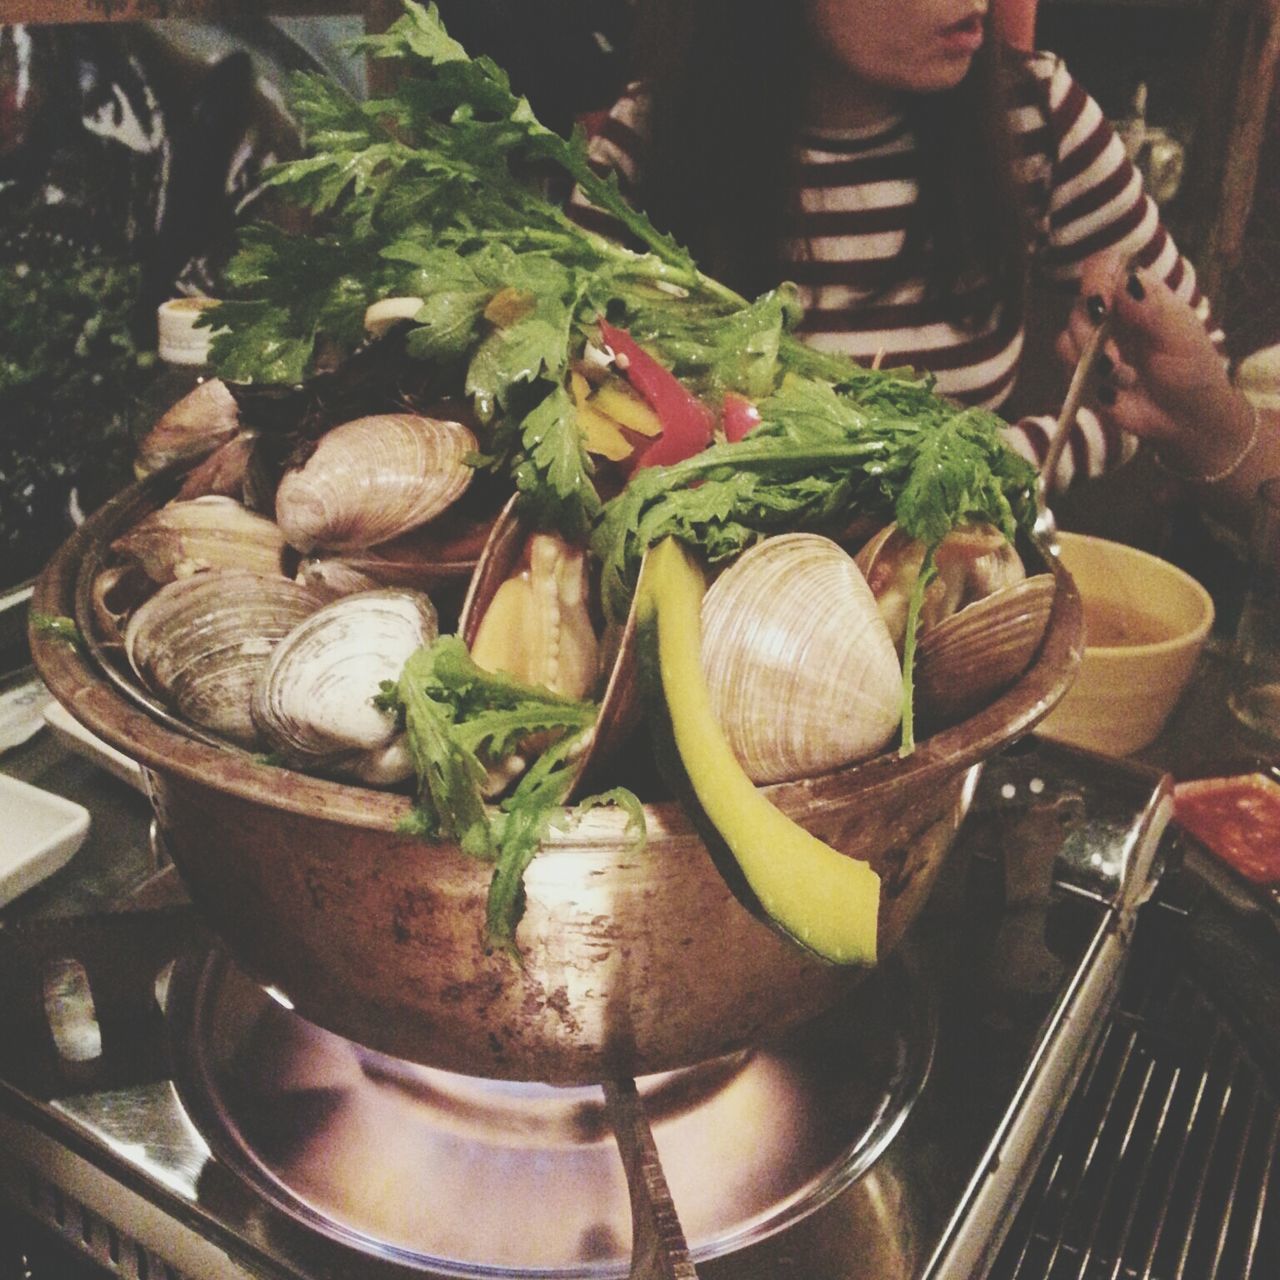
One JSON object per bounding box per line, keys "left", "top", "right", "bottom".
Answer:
{"left": 29, "top": 613, "right": 85, "bottom": 650}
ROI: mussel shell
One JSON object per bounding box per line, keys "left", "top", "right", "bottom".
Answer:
{"left": 124, "top": 571, "right": 326, "bottom": 747}
{"left": 274, "top": 414, "right": 476, "bottom": 553}
{"left": 700, "top": 533, "right": 902, "bottom": 785}
{"left": 251, "top": 589, "right": 439, "bottom": 780}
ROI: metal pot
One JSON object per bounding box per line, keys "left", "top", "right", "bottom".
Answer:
{"left": 30, "top": 480, "right": 1083, "bottom": 1084}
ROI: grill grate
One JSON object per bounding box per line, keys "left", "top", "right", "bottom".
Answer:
{"left": 991, "top": 901, "right": 1280, "bottom": 1280}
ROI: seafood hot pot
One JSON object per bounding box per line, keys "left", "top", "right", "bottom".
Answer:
{"left": 28, "top": 478, "right": 1084, "bottom": 1086}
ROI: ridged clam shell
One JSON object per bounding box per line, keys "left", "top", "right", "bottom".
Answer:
{"left": 134, "top": 377, "right": 240, "bottom": 478}
{"left": 275, "top": 414, "right": 477, "bottom": 553}
{"left": 124, "top": 571, "right": 325, "bottom": 747}
{"left": 251, "top": 589, "right": 439, "bottom": 781}
{"left": 914, "top": 574, "right": 1055, "bottom": 725}
{"left": 295, "top": 558, "right": 384, "bottom": 600}
{"left": 700, "top": 533, "right": 902, "bottom": 785}
{"left": 855, "top": 521, "right": 1025, "bottom": 647}
{"left": 111, "top": 496, "right": 290, "bottom": 584}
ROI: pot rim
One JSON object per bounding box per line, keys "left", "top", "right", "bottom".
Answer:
{"left": 29, "top": 474, "right": 1084, "bottom": 840}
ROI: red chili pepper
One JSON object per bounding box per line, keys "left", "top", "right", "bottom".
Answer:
{"left": 722, "top": 392, "right": 761, "bottom": 443}
{"left": 598, "top": 319, "right": 713, "bottom": 469}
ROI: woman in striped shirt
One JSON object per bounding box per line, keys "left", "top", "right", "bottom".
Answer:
{"left": 570, "top": 0, "right": 1277, "bottom": 508}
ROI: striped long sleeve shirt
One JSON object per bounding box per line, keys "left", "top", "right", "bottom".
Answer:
{"left": 569, "top": 51, "right": 1223, "bottom": 490}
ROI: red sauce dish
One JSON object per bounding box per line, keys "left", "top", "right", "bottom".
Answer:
{"left": 1173, "top": 774, "right": 1280, "bottom": 885}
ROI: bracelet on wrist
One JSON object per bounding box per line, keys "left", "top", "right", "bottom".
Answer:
{"left": 1153, "top": 402, "right": 1261, "bottom": 485}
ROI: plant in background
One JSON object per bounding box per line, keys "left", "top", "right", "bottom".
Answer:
{"left": 0, "top": 198, "right": 153, "bottom": 588}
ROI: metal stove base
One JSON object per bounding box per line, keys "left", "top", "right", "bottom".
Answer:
{"left": 0, "top": 740, "right": 1184, "bottom": 1279}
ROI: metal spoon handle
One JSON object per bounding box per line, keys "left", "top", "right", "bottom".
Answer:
{"left": 602, "top": 1077, "right": 699, "bottom": 1280}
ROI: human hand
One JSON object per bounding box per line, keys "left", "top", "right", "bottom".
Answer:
{"left": 1057, "top": 251, "right": 1256, "bottom": 481}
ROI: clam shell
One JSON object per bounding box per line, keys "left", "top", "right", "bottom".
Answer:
{"left": 134, "top": 377, "right": 240, "bottom": 478}
{"left": 110, "top": 495, "right": 290, "bottom": 585}
{"left": 701, "top": 533, "right": 902, "bottom": 785}
{"left": 90, "top": 563, "right": 152, "bottom": 649}
{"left": 296, "top": 501, "right": 497, "bottom": 601}
{"left": 275, "top": 414, "right": 477, "bottom": 553}
{"left": 855, "top": 521, "right": 1025, "bottom": 647}
{"left": 914, "top": 574, "right": 1055, "bottom": 725}
{"left": 252, "top": 589, "right": 439, "bottom": 781}
{"left": 124, "top": 571, "right": 325, "bottom": 747}
{"left": 462, "top": 508, "right": 601, "bottom": 701}
{"left": 460, "top": 497, "right": 639, "bottom": 798}
{"left": 173, "top": 431, "right": 256, "bottom": 502}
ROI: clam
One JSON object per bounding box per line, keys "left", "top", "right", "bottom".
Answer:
{"left": 173, "top": 431, "right": 256, "bottom": 502}
{"left": 294, "top": 502, "right": 497, "bottom": 601}
{"left": 700, "top": 533, "right": 902, "bottom": 785}
{"left": 459, "top": 498, "right": 642, "bottom": 798}
{"left": 124, "top": 571, "right": 326, "bottom": 747}
{"left": 134, "top": 377, "right": 240, "bottom": 479}
{"left": 855, "top": 521, "right": 1026, "bottom": 648}
{"left": 464, "top": 517, "right": 601, "bottom": 701}
{"left": 274, "top": 414, "right": 477, "bottom": 553}
{"left": 89, "top": 563, "right": 152, "bottom": 649}
{"left": 111, "top": 496, "right": 291, "bottom": 585}
{"left": 914, "top": 573, "right": 1056, "bottom": 725}
{"left": 251, "top": 589, "right": 439, "bottom": 784}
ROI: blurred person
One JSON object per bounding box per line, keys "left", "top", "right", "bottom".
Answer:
{"left": 569, "top": 0, "right": 1279, "bottom": 518}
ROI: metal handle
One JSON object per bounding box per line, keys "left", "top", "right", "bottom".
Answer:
{"left": 602, "top": 1078, "right": 699, "bottom": 1280}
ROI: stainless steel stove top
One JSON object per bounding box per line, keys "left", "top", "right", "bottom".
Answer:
{"left": 0, "top": 736, "right": 1276, "bottom": 1280}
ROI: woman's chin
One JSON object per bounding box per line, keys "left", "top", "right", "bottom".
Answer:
{"left": 903, "top": 57, "right": 977, "bottom": 95}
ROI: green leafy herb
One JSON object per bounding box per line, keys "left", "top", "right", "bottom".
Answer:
{"left": 206, "top": 1, "right": 754, "bottom": 535}
{"left": 384, "top": 635, "right": 638, "bottom": 951}
{"left": 592, "top": 375, "right": 1037, "bottom": 627}
{"left": 590, "top": 376, "right": 1036, "bottom": 747}
{"left": 28, "top": 613, "right": 85, "bottom": 651}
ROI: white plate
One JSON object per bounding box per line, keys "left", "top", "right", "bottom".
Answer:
{"left": 0, "top": 774, "right": 91, "bottom": 908}
{"left": 42, "top": 701, "right": 147, "bottom": 792}
{"left": 0, "top": 667, "right": 52, "bottom": 753}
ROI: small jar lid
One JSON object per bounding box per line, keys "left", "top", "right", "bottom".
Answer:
{"left": 157, "top": 297, "right": 222, "bottom": 365}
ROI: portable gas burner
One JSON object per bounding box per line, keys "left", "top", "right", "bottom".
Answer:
{"left": 1, "top": 737, "right": 1278, "bottom": 1279}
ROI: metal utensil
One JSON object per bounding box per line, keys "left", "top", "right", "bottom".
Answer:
{"left": 603, "top": 1077, "right": 700, "bottom": 1279}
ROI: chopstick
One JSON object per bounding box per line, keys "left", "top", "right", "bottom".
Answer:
{"left": 1041, "top": 312, "right": 1114, "bottom": 489}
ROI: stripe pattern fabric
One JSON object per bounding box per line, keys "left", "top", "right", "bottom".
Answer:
{"left": 569, "top": 52, "right": 1223, "bottom": 490}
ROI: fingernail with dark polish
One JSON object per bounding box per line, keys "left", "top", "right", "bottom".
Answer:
{"left": 1096, "top": 353, "right": 1113, "bottom": 377}
{"left": 1097, "top": 385, "right": 1117, "bottom": 406}
{"left": 1126, "top": 273, "right": 1145, "bottom": 302}
{"left": 1086, "top": 295, "right": 1108, "bottom": 324}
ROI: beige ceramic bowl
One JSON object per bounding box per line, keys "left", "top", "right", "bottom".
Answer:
{"left": 1036, "top": 531, "right": 1214, "bottom": 755}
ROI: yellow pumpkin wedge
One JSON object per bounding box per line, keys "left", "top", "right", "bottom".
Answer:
{"left": 636, "top": 536, "right": 880, "bottom": 965}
